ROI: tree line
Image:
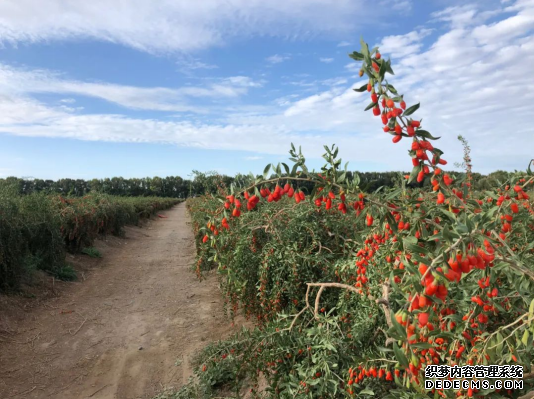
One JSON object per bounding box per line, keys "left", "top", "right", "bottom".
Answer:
{"left": 0, "top": 170, "right": 516, "bottom": 198}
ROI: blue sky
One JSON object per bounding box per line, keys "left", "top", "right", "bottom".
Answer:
{"left": 1, "top": 0, "right": 533, "bottom": 180}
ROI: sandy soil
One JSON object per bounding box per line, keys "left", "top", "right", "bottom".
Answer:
{"left": 0, "top": 203, "right": 239, "bottom": 399}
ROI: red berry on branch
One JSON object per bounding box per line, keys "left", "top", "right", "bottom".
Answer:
{"left": 288, "top": 187, "right": 295, "bottom": 198}
{"left": 418, "top": 312, "right": 429, "bottom": 327}
{"left": 417, "top": 170, "right": 424, "bottom": 183}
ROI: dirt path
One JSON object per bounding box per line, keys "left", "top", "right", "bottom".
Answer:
{"left": 0, "top": 203, "right": 237, "bottom": 399}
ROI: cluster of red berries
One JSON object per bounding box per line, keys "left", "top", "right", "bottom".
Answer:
{"left": 346, "top": 364, "right": 394, "bottom": 392}
{"left": 259, "top": 183, "right": 305, "bottom": 204}
{"left": 314, "top": 190, "right": 348, "bottom": 213}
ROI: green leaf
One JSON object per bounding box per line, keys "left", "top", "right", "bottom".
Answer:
{"left": 386, "top": 84, "right": 397, "bottom": 94}
{"left": 263, "top": 164, "right": 271, "bottom": 179}
{"left": 442, "top": 225, "right": 452, "bottom": 242}
{"left": 407, "top": 243, "right": 428, "bottom": 255}
{"left": 379, "top": 59, "right": 388, "bottom": 80}
{"left": 281, "top": 163, "right": 290, "bottom": 175}
{"left": 521, "top": 330, "right": 530, "bottom": 347}
{"left": 360, "top": 37, "right": 371, "bottom": 64}
{"left": 496, "top": 332, "right": 504, "bottom": 354}
{"left": 416, "top": 130, "right": 440, "bottom": 140}
{"left": 393, "top": 342, "right": 409, "bottom": 368}
{"left": 349, "top": 51, "right": 364, "bottom": 61}
{"left": 403, "top": 236, "right": 418, "bottom": 247}
{"left": 391, "top": 311, "right": 407, "bottom": 340}
{"left": 353, "top": 84, "right": 368, "bottom": 92}
{"left": 403, "top": 103, "right": 420, "bottom": 116}
{"left": 290, "top": 163, "right": 299, "bottom": 177}
{"left": 353, "top": 173, "right": 360, "bottom": 186}
{"left": 365, "top": 102, "right": 377, "bottom": 111}
{"left": 385, "top": 59, "right": 394, "bottom": 75}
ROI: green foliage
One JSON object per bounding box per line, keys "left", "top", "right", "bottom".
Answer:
{"left": 185, "top": 167, "right": 534, "bottom": 397}
{"left": 81, "top": 247, "right": 102, "bottom": 258}
{"left": 0, "top": 190, "right": 181, "bottom": 291}
{"left": 52, "top": 264, "right": 77, "bottom": 281}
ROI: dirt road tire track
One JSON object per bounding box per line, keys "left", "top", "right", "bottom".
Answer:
{"left": 0, "top": 203, "right": 238, "bottom": 399}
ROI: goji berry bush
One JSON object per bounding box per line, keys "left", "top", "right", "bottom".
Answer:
{"left": 0, "top": 189, "right": 181, "bottom": 290}
{"left": 179, "top": 38, "right": 534, "bottom": 399}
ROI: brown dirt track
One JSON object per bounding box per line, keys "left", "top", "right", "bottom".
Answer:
{"left": 0, "top": 203, "right": 239, "bottom": 399}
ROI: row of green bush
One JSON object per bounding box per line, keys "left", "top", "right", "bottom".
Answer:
{"left": 0, "top": 188, "right": 181, "bottom": 291}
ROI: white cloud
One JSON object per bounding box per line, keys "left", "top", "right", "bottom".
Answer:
{"left": 0, "top": 64, "right": 262, "bottom": 112}
{"left": 0, "top": 95, "right": 67, "bottom": 125}
{"left": 321, "top": 77, "right": 348, "bottom": 86}
{"left": 387, "top": 0, "right": 412, "bottom": 13}
{"left": 0, "top": 0, "right": 375, "bottom": 54}
{"left": 320, "top": 57, "right": 334, "bottom": 63}
{"left": 378, "top": 29, "right": 432, "bottom": 58}
{"left": 266, "top": 54, "right": 290, "bottom": 64}
{"left": 176, "top": 55, "right": 218, "bottom": 75}
{"left": 337, "top": 41, "right": 352, "bottom": 47}
{"left": 344, "top": 62, "right": 359, "bottom": 72}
